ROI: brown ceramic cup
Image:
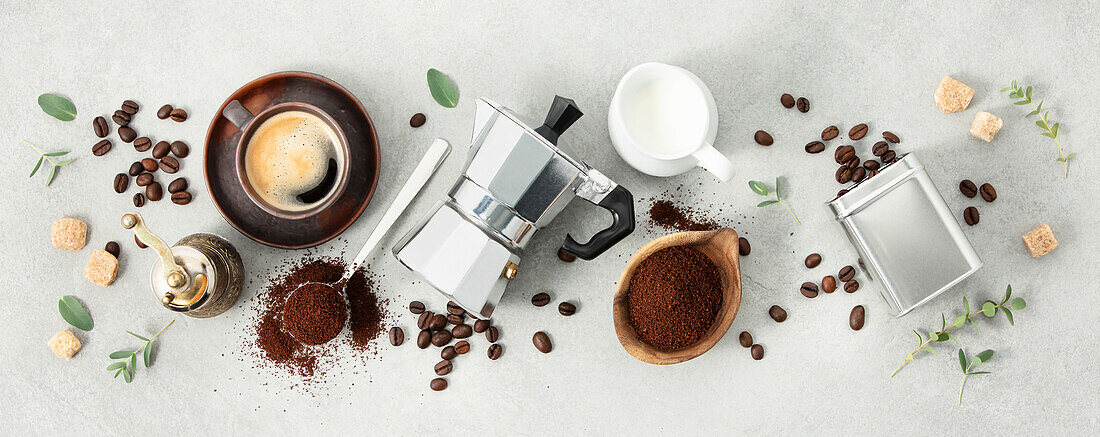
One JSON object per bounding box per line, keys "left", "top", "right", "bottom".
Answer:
{"left": 223, "top": 101, "right": 351, "bottom": 220}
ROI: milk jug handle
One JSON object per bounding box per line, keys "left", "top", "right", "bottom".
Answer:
{"left": 693, "top": 143, "right": 735, "bottom": 182}
{"left": 562, "top": 185, "right": 635, "bottom": 260}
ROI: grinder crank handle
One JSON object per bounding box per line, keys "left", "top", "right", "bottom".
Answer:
{"left": 561, "top": 185, "right": 635, "bottom": 260}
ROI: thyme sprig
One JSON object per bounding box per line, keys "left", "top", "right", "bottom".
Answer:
{"left": 106, "top": 320, "right": 174, "bottom": 383}
{"left": 749, "top": 178, "right": 801, "bottom": 226}
{"left": 24, "top": 140, "right": 75, "bottom": 186}
{"left": 1001, "top": 81, "right": 1075, "bottom": 178}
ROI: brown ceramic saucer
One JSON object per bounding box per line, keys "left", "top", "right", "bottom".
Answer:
{"left": 203, "top": 71, "right": 380, "bottom": 249}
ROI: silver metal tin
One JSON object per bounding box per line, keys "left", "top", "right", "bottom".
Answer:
{"left": 827, "top": 153, "right": 982, "bottom": 316}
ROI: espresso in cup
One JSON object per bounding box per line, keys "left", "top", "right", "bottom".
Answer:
{"left": 243, "top": 110, "right": 344, "bottom": 212}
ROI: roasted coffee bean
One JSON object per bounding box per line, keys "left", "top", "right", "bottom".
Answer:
{"left": 804, "top": 253, "right": 822, "bottom": 268}
{"left": 804, "top": 141, "right": 826, "bottom": 154}
{"left": 835, "top": 165, "right": 853, "bottom": 184}
{"left": 800, "top": 281, "right": 819, "bottom": 298}
{"left": 434, "top": 360, "right": 452, "bottom": 376}
{"left": 750, "top": 344, "right": 764, "bottom": 360}
{"left": 780, "top": 93, "right": 795, "bottom": 108}
{"left": 959, "top": 179, "right": 978, "bottom": 198}
{"left": 864, "top": 160, "right": 880, "bottom": 171}
{"left": 738, "top": 331, "right": 753, "bottom": 348}
{"left": 430, "top": 377, "right": 447, "bottom": 391}
{"left": 417, "top": 311, "right": 433, "bottom": 330}
{"left": 531, "top": 292, "right": 551, "bottom": 307}
{"left": 104, "top": 241, "right": 121, "bottom": 258}
{"left": 963, "top": 206, "right": 980, "bottom": 226}
{"left": 157, "top": 104, "right": 173, "bottom": 120}
{"left": 92, "top": 139, "right": 112, "bottom": 156}
{"left": 867, "top": 169, "right": 879, "bottom": 179}
{"left": 132, "top": 193, "right": 145, "bottom": 207}
{"left": 136, "top": 173, "right": 153, "bottom": 187}
{"left": 881, "top": 149, "right": 896, "bottom": 163}
{"left": 118, "top": 126, "right": 136, "bottom": 143}
{"left": 170, "top": 191, "right": 192, "bottom": 205}
{"left": 844, "top": 279, "right": 860, "bottom": 293}
{"left": 446, "top": 313, "right": 465, "bottom": 325}
{"left": 441, "top": 346, "right": 457, "bottom": 360}
{"left": 431, "top": 329, "right": 452, "bottom": 347}
{"left": 170, "top": 141, "right": 190, "bottom": 158}
{"left": 93, "top": 116, "right": 109, "bottom": 138}
{"left": 454, "top": 340, "right": 470, "bottom": 354}
{"left": 822, "top": 275, "right": 837, "bottom": 293}
{"left": 796, "top": 97, "right": 809, "bottom": 113}
{"left": 738, "top": 237, "right": 751, "bottom": 256}
{"left": 112, "top": 110, "right": 131, "bottom": 126}
{"left": 409, "top": 301, "right": 426, "bottom": 314}
{"left": 128, "top": 161, "right": 144, "bottom": 176}
{"left": 834, "top": 145, "right": 856, "bottom": 164}
{"left": 146, "top": 182, "right": 163, "bottom": 201}
{"left": 169, "top": 108, "right": 188, "bottom": 122}
{"left": 882, "top": 131, "right": 900, "bottom": 143}
{"left": 558, "top": 302, "right": 576, "bottom": 316}
{"left": 113, "top": 173, "right": 129, "bottom": 193}
{"left": 487, "top": 343, "right": 502, "bottom": 360}
{"left": 410, "top": 112, "right": 427, "bottom": 128}
{"left": 159, "top": 156, "right": 180, "bottom": 173}
{"left": 822, "top": 125, "right": 840, "bottom": 141}
{"left": 429, "top": 314, "right": 447, "bottom": 331}
{"left": 557, "top": 247, "right": 576, "bottom": 262}
{"left": 133, "top": 136, "right": 152, "bottom": 152}
{"left": 452, "top": 324, "right": 472, "bottom": 339}
{"left": 134, "top": 235, "right": 148, "bottom": 248}
{"left": 473, "top": 319, "right": 490, "bottom": 333}
{"left": 846, "top": 157, "right": 860, "bottom": 169}
{"left": 850, "top": 305, "right": 865, "bottom": 330}
{"left": 485, "top": 326, "right": 499, "bottom": 342}
{"left": 532, "top": 331, "right": 552, "bottom": 353}
{"left": 122, "top": 100, "right": 139, "bottom": 114}
{"left": 849, "top": 123, "right": 868, "bottom": 140}
{"left": 837, "top": 189, "right": 849, "bottom": 197}
{"left": 417, "top": 329, "right": 431, "bottom": 349}
{"left": 838, "top": 265, "right": 855, "bottom": 282}
{"left": 850, "top": 166, "right": 866, "bottom": 183}
{"left": 754, "top": 130, "right": 774, "bottom": 146}
{"left": 167, "top": 177, "right": 188, "bottom": 193}
{"left": 388, "top": 327, "right": 404, "bottom": 346}
{"left": 980, "top": 183, "right": 997, "bottom": 202}
{"left": 769, "top": 305, "right": 787, "bottom": 322}
{"left": 872, "top": 141, "right": 890, "bottom": 156}
{"left": 446, "top": 300, "right": 465, "bottom": 316}
{"left": 152, "top": 141, "right": 170, "bottom": 159}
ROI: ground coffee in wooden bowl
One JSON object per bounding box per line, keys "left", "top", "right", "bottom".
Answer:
{"left": 625, "top": 245, "right": 722, "bottom": 350}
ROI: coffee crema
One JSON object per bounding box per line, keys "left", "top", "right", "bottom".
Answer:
{"left": 244, "top": 110, "right": 343, "bottom": 212}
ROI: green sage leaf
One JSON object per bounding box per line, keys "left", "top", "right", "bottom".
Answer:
{"left": 30, "top": 156, "right": 44, "bottom": 177}
{"left": 426, "top": 68, "right": 459, "bottom": 108}
{"left": 109, "top": 350, "right": 132, "bottom": 359}
{"left": 1003, "top": 307, "right": 1015, "bottom": 326}
{"left": 958, "top": 349, "right": 967, "bottom": 372}
{"left": 38, "top": 93, "right": 77, "bottom": 121}
{"left": 58, "top": 296, "right": 93, "bottom": 331}
{"left": 105, "top": 362, "right": 126, "bottom": 371}
{"left": 1011, "top": 297, "right": 1026, "bottom": 310}
{"left": 757, "top": 200, "right": 778, "bottom": 207}
{"left": 748, "top": 180, "right": 769, "bottom": 196}
{"left": 981, "top": 301, "right": 996, "bottom": 317}
{"left": 975, "top": 349, "right": 994, "bottom": 363}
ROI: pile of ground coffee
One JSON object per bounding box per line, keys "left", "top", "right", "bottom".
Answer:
{"left": 283, "top": 283, "right": 347, "bottom": 345}
{"left": 648, "top": 199, "right": 719, "bottom": 232}
{"left": 626, "top": 245, "right": 722, "bottom": 350}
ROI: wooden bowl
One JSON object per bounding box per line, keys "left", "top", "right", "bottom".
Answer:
{"left": 613, "top": 228, "right": 743, "bottom": 365}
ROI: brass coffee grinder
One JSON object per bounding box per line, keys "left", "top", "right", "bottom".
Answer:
{"left": 122, "top": 212, "right": 244, "bottom": 318}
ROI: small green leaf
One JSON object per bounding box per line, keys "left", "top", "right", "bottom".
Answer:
{"left": 774, "top": 178, "right": 781, "bottom": 200}
{"left": 123, "top": 366, "right": 133, "bottom": 383}
{"left": 1051, "top": 123, "right": 1059, "bottom": 137}
{"left": 105, "top": 362, "right": 126, "bottom": 371}
{"left": 981, "top": 301, "right": 997, "bottom": 317}
{"left": 999, "top": 86, "right": 1013, "bottom": 92}
{"left": 953, "top": 314, "right": 966, "bottom": 328}
{"left": 45, "top": 165, "right": 58, "bottom": 186}
{"left": 946, "top": 332, "right": 958, "bottom": 344}
{"left": 1003, "top": 307, "right": 1015, "bottom": 326}
{"left": 1015, "top": 100, "right": 1031, "bottom": 105}
{"left": 963, "top": 297, "right": 970, "bottom": 315}
{"left": 426, "top": 68, "right": 459, "bottom": 108}
{"left": 921, "top": 347, "right": 938, "bottom": 355}
{"left": 1009, "top": 90, "right": 1021, "bottom": 98}
{"left": 968, "top": 318, "right": 980, "bottom": 335}
{"left": 913, "top": 330, "right": 923, "bottom": 347}
{"left": 958, "top": 349, "right": 967, "bottom": 372}
{"left": 58, "top": 296, "right": 93, "bottom": 331}
{"left": 144, "top": 342, "right": 154, "bottom": 368}
{"left": 130, "top": 354, "right": 136, "bottom": 377}
{"left": 114, "top": 368, "right": 123, "bottom": 378}
{"left": 1041, "top": 132, "right": 1056, "bottom": 139}
{"left": 968, "top": 371, "right": 992, "bottom": 375}
{"left": 757, "top": 200, "right": 779, "bottom": 207}
{"left": 1036, "top": 119, "right": 1049, "bottom": 130}
{"left": 748, "top": 180, "right": 769, "bottom": 196}
{"left": 55, "top": 158, "right": 76, "bottom": 167}
{"left": 1002, "top": 284, "right": 1012, "bottom": 304}
{"left": 127, "top": 331, "right": 150, "bottom": 342}
{"left": 1011, "top": 297, "right": 1026, "bottom": 310}
{"left": 109, "top": 350, "right": 132, "bottom": 359}
{"left": 1011, "top": 80, "right": 1017, "bottom": 88}
{"left": 43, "top": 151, "right": 69, "bottom": 156}
{"left": 1025, "top": 86, "right": 1033, "bottom": 100}
{"left": 941, "top": 314, "right": 947, "bottom": 331}
{"left": 30, "top": 156, "right": 44, "bottom": 177}
{"left": 38, "top": 93, "right": 77, "bottom": 121}
{"left": 975, "top": 349, "right": 994, "bottom": 363}
{"left": 1063, "top": 152, "right": 1077, "bottom": 162}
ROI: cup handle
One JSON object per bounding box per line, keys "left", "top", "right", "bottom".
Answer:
{"left": 222, "top": 100, "right": 254, "bottom": 129}
{"left": 692, "top": 143, "right": 734, "bottom": 181}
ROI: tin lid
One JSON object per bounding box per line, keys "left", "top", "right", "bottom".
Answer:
{"left": 827, "top": 153, "right": 982, "bottom": 316}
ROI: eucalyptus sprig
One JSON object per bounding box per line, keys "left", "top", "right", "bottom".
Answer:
{"left": 748, "top": 179, "right": 800, "bottom": 226}
{"left": 1001, "top": 81, "right": 1075, "bottom": 179}
{"left": 957, "top": 348, "right": 994, "bottom": 406}
{"left": 24, "top": 140, "right": 75, "bottom": 186}
{"left": 106, "top": 320, "right": 174, "bottom": 383}
{"left": 891, "top": 284, "right": 1024, "bottom": 377}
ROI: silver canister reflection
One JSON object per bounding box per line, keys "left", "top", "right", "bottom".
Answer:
{"left": 827, "top": 153, "right": 982, "bottom": 316}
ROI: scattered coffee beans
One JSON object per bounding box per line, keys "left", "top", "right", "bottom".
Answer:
{"left": 170, "top": 141, "right": 190, "bottom": 158}
{"left": 410, "top": 113, "right": 426, "bottom": 128}
{"left": 796, "top": 97, "right": 809, "bottom": 113}
{"left": 750, "top": 344, "right": 764, "bottom": 360}
{"left": 441, "top": 346, "right": 457, "bottom": 360}
{"left": 872, "top": 141, "right": 889, "bottom": 156}
{"left": 850, "top": 305, "right": 866, "bottom": 330}
{"left": 169, "top": 108, "right": 188, "bottom": 122}
{"left": 446, "top": 300, "right": 465, "bottom": 316}
{"left": 128, "top": 161, "right": 143, "bottom": 176}
{"left": 409, "top": 301, "right": 426, "bottom": 314}
{"left": 133, "top": 193, "right": 145, "bottom": 207}
{"left": 769, "top": 305, "right": 787, "bottom": 322}
{"left": 844, "top": 279, "right": 860, "bottom": 293}
{"left": 417, "top": 330, "right": 431, "bottom": 349}
{"left": 485, "top": 326, "right": 499, "bottom": 343}
{"left": 430, "top": 377, "right": 447, "bottom": 391}
{"left": 835, "top": 165, "right": 853, "bottom": 184}
{"left": 487, "top": 343, "right": 502, "bottom": 360}
{"left": 417, "top": 311, "right": 433, "bottom": 330}
{"left": 112, "top": 110, "right": 131, "bottom": 126}
{"left": 93, "top": 116, "right": 109, "bottom": 138}
{"left": 171, "top": 191, "right": 192, "bottom": 205}
{"left": 822, "top": 125, "right": 839, "bottom": 141}
{"left": 454, "top": 340, "right": 470, "bottom": 354}
{"left": 446, "top": 313, "right": 464, "bottom": 325}
{"left": 838, "top": 265, "right": 855, "bottom": 282}
{"left": 738, "top": 331, "right": 752, "bottom": 348}
{"left": 980, "top": 183, "right": 997, "bottom": 202}
{"left": 959, "top": 180, "right": 977, "bottom": 198}
{"left": 882, "top": 131, "right": 900, "bottom": 143}
{"left": 738, "top": 237, "right": 751, "bottom": 256}
{"left": 863, "top": 160, "right": 880, "bottom": 171}
{"left": 388, "top": 327, "right": 404, "bottom": 346}
{"left": 431, "top": 329, "right": 451, "bottom": 347}
{"left": 452, "top": 324, "right": 472, "bottom": 339}
{"left": 557, "top": 247, "right": 576, "bottom": 262}
{"left": 805, "top": 141, "right": 825, "bottom": 154}
{"left": 136, "top": 173, "right": 153, "bottom": 187}
{"left": 429, "top": 314, "right": 447, "bottom": 331}
{"left": 434, "top": 359, "right": 452, "bottom": 376}
{"left": 851, "top": 166, "right": 866, "bottom": 183}
{"left": 159, "top": 156, "right": 180, "bottom": 173}
{"left": 800, "top": 281, "right": 819, "bottom": 298}
{"left": 558, "top": 302, "right": 576, "bottom": 316}
{"left": 754, "top": 130, "right": 774, "bottom": 146}
{"left": 104, "top": 241, "right": 121, "bottom": 258}
{"left": 122, "top": 100, "right": 139, "bottom": 114}
{"left": 146, "top": 182, "right": 164, "bottom": 201}
{"left": 531, "top": 292, "right": 550, "bottom": 307}
{"left": 881, "top": 149, "right": 896, "bottom": 163}
{"left": 780, "top": 93, "right": 795, "bottom": 108}
{"left": 118, "top": 126, "right": 136, "bottom": 143}
{"left": 963, "top": 206, "right": 980, "bottom": 226}
{"left": 92, "top": 139, "right": 112, "bottom": 156}
{"left": 113, "top": 173, "right": 129, "bottom": 193}
{"left": 473, "top": 319, "right": 489, "bottom": 333}
{"left": 822, "top": 275, "right": 837, "bottom": 293}
{"left": 805, "top": 253, "right": 822, "bottom": 268}
{"left": 167, "top": 177, "right": 188, "bottom": 193}
{"left": 532, "top": 331, "right": 552, "bottom": 353}
{"left": 835, "top": 145, "right": 855, "bottom": 164}
{"left": 157, "top": 104, "right": 173, "bottom": 120}
{"left": 134, "top": 137, "right": 152, "bottom": 152}
{"left": 849, "top": 123, "right": 868, "bottom": 140}
{"left": 152, "top": 141, "right": 170, "bottom": 159}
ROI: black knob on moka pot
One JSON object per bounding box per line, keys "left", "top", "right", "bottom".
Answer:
{"left": 121, "top": 213, "right": 244, "bottom": 318}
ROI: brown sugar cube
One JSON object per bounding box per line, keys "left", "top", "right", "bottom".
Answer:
{"left": 48, "top": 330, "right": 82, "bottom": 359}
{"left": 1022, "top": 224, "right": 1058, "bottom": 258}
{"left": 83, "top": 249, "right": 119, "bottom": 287}
{"left": 51, "top": 218, "right": 87, "bottom": 251}
{"left": 970, "top": 112, "right": 1003, "bottom": 142}
{"left": 934, "top": 76, "right": 974, "bottom": 113}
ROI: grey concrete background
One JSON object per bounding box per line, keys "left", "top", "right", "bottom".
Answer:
{"left": 2, "top": 0, "right": 1097, "bottom": 434}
